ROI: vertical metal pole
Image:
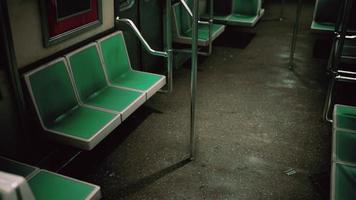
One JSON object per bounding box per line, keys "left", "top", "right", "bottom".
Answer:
{"left": 207, "top": 0, "right": 213, "bottom": 55}
{"left": 288, "top": 0, "right": 302, "bottom": 70}
{"left": 190, "top": 0, "right": 199, "bottom": 160}
{"left": 322, "top": 77, "right": 335, "bottom": 122}
{"left": 279, "top": 0, "right": 285, "bottom": 21}
{"left": 166, "top": 0, "right": 173, "bottom": 93}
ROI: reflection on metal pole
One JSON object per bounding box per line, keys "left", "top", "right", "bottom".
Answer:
{"left": 289, "top": 0, "right": 302, "bottom": 70}
{"left": 165, "top": 0, "right": 173, "bottom": 93}
{"left": 279, "top": 0, "right": 285, "bottom": 21}
{"left": 190, "top": 0, "right": 199, "bottom": 160}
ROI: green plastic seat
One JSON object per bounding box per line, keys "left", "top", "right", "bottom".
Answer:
{"left": 66, "top": 43, "right": 146, "bottom": 121}
{"left": 311, "top": 0, "right": 338, "bottom": 33}
{"left": 28, "top": 170, "right": 101, "bottom": 200}
{"left": 334, "top": 130, "right": 356, "bottom": 163}
{"left": 24, "top": 58, "right": 121, "bottom": 150}
{"left": 203, "top": 0, "right": 264, "bottom": 27}
{"left": 311, "top": 21, "right": 335, "bottom": 33}
{"left": 97, "top": 32, "right": 166, "bottom": 99}
{"left": 172, "top": 0, "right": 225, "bottom": 46}
{"left": 334, "top": 104, "right": 356, "bottom": 131}
{"left": 332, "top": 163, "right": 356, "bottom": 200}
{"left": 0, "top": 157, "right": 101, "bottom": 200}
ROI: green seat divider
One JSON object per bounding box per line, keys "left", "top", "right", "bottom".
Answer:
{"left": 97, "top": 31, "right": 166, "bottom": 99}
{"left": 65, "top": 43, "right": 146, "bottom": 120}
{"left": 332, "top": 163, "right": 356, "bottom": 200}
{"left": 0, "top": 171, "right": 35, "bottom": 200}
{"left": 28, "top": 170, "right": 101, "bottom": 200}
{"left": 0, "top": 157, "right": 38, "bottom": 179}
{"left": 334, "top": 130, "right": 356, "bottom": 163}
{"left": 172, "top": 1, "right": 225, "bottom": 46}
{"left": 24, "top": 58, "right": 121, "bottom": 150}
{"left": 334, "top": 104, "right": 356, "bottom": 131}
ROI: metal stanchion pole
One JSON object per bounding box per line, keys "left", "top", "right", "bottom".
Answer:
{"left": 279, "top": 0, "right": 285, "bottom": 21}
{"left": 289, "top": 0, "right": 302, "bottom": 70}
{"left": 190, "top": 0, "right": 199, "bottom": 160}
{"left": 166, "top": 0, "right": 173, "bottom": 93}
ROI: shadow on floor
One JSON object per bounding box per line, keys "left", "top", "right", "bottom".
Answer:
{"left": 214, "top": 27, "right": 256, "bottom": 49}
{"left": 115, "top": 158, "right": 192, "bottom": 198}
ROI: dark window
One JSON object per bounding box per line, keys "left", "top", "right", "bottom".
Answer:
{"left": 56, "top": 0, "right": 92, "bottom": 20}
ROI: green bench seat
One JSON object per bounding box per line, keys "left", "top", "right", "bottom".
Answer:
{"left": 24, "top": 58, "right": 121, "bottom": 150}
{"left": 29, "top": 170, "right": 100, "bottom": 200}
{"left": 334, "top": 130, "right": 356, "bottom": 163}
{"left": 331, "top": 105, "right": 356, "bottom": 200}
{"left": 333, "top": 104, "right": 356, "bottom": 131}
{"left": 65, "top": 43, "right": 146, "bottom": 121}
{"left": 172, "top": 0, "right": 225, "bottom": 46}
{"left": 311, "top": 0, "right": 338, "bottom": 33}
{"left": 311, "top": 21, "right": 335, "bottom": 33}
{"left": 97, "top": 31, "right": 166, "bottom": 99}
{"left": 0, "top": 157, "right": 101, "bottom": 200}
{"left": 332, "top": 163, "right": 356, "bottom": 200}
{"left": 202, "top": 0, "right": 264, "bottom": 27}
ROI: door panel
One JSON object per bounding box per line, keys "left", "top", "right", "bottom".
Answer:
{"left": 0, "top": 15, "right": 23, "bottom": 157}
{"left": 139, "top": 0, "right": 164, "bottom": 73}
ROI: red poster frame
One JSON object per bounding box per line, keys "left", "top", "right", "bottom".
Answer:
{"left": 40, "top": 0, "right": 102, "bottom": 46}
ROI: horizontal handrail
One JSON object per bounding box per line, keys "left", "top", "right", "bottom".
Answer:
{"left": 336, "top": 75, "right": 356, "bottom": 82}
{"left": 116, "top": 17, "right": 168, "bottom": 58}
{"left": 178, "top": 0, "right": 209, "bottom": 25}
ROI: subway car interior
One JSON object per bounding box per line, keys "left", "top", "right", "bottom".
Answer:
{"left": 1, "top": 0, "right": 356, "bottom": 199}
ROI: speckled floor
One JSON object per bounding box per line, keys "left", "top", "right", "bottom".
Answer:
{"left": 63, "top": 1, "right": 331, "bottom": 199}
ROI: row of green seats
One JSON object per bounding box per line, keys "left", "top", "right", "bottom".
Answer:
{"left": 331, "top": 105, "right": 356, "bottom": 200}
{"left": 172, "top": 0, "right": 265, "bottom": 47}
{"left": 24, "top": 31, "right": 166, "bottom": 150}
{"left": 311, "top": 0, "right": 356, "bottom": 33}
{"left": 0, "top": 156, "right": 101, "bottom": 200}
{"left": 202, "top": 0, "right": 265, "bottom": 27}
{"left": 172, "top": 0, "right": 226, "bottom": 47}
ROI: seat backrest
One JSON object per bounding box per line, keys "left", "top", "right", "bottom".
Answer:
{"left": 172, "top": 1, "right": 193, "bottom": 36}
{"left": 66, "top": 43, "right": 108, "bottom": 102}
{"left": 97, "top": 32, "right": 132, "bottom": 82}
{"left": 24, "top": 58, "right": 78, "bottom": 128}
{"left": 314, "top": 0, "right": 340, "bottom": 24}
{"left": 233, "top": 0, "right": 260, "bottom": 16}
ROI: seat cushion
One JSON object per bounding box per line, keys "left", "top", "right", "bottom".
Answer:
{"left": 111, "top": 71, "right": 165, "bottom": 98}
{"left": 183, "top": 24, "right": 225, "bottom": 41}
{"left": 84, "top": 87, "right": 145, "bottom": 120}
{"left": 48, "top": 105, "right": 119, "bottom": 150}
{"left": 334, "top": 163, "right": 356, "bottom": 200}
{"left": 28, "top": 170, "right": 100, "bottom": 200}
{"left": 335, "top": 130, "right": 356, "bottom": 163}
{"left": 311, "top": 21, "right": 334, "bottom": 32}
{"left": 334, "top": 105, "right": 356, "bottom": 131}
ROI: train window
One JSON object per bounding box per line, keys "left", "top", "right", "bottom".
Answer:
{"left": 119, "top": 0, "right": 135, "bottom": 11}
{"left": 56, "top": 0, "right": 92, "bottom": 21}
